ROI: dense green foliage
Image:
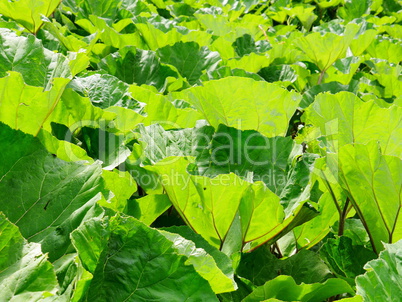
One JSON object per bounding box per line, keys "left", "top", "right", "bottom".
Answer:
{"left": 0, "top": 0, "right": 401, "bottom": 301}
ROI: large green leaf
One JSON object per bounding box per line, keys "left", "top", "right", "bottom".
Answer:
{"left": 320, "top": 237, "right": 376, "bottom": 283}
{"left": 242, "top": 275, "right": 354, "bottom": 302}
{"left": 337, "top": 0, "right": 371, "bottom": 22}
{"left": 137, "top": 124, "right": 317, "bottom": 251}
{"left": 100, "top": 170, "right": 137, "bottom": 212}
{"left": 162, "top": 225, "right": 236, "bottom": 291}
{"left": 45, "top": 88, "right": 137, "bottom": 138}
{"left": 302, "top": 91, "right": 402, "bottom": 157}
{"left": 372, "top": 61, "right": 402, "bottom": 99}
{"left": 160, "top": 228, "right": 237, "bottom": 293}
{"left": 77, "top": 126, "right": 131, "bottom": 169}
{"left": 0, "top": 123, "right": 105, "bottom": 261}
{"left": 356, "top": 239, "right": 402, "bottom": 301}
{"left": 71, "top": 216, "right": 218, "bottom": 301}
{"left": 0, "top": 0, "right": 61, "bottom": 33}
{"left": 0, "top": 72, "right": 69, "bottom": 136}
{"left": 75, "top": 16, "right": 146, "bottom": 50}
{"left": 157, "top": 41, "right": 221, "bottom": 85}
{"left": 136, "top": 123, "right": 214, "bottom": 165}
{"left": 237, "top": 245, "right": 332, "bottom": 286}
{"left": 132, "top": 15, "right": 204, "bottom": 51}
{"left": 64, "top": 0, "right": 120, "bottom": 20}
{"left": 194, "top": 125, "right": 314, "bottom": 202}
{"left": 69, "top": 73, "right": 135, "bottom": 110}
{"left": 146, "top": 155, "right": 316, "bottom": 252}
{"left": 294, "top": 24, "right": 358, "bottom": 72}
{"left": 126, "top": 194, "right": 171, "bottom": 225}
{"left": 0, "top": 29, "right": 88, "bottom": 88}
{"left": 0, "top": 213, "right": 59, "bottom": 301}
{"left": 292, "top": 192, "right": 339, "bottom": 250}
{"left": 172, "top": 77, "right": 301, "bottom": 137}
{"left": 146, "top": 157, "right": 249, "bottom": 249}
{"left": 98, "top": 46, "right": 180, "bottom": 92}
{"left": 366, "top": 37, "right": 402, "bottom": 64}
{"left": 128, "top": 86, "right": 203, "bottom": 128}
{"left": 331, "top": 142, "right": 402, "bottom": 253}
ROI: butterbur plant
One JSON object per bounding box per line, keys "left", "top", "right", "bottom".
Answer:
{"left": 0, "top": 0, "right": 401, "bottom": 301}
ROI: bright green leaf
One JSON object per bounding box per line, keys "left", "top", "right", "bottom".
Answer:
{"left": 356, "top": 240, "right": 402, "bottom": 301}
{"left": 0, "top": 213, "right": 59, "bottom": 301}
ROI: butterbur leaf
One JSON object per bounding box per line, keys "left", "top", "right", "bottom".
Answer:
{"left": 0, "top": 72, "right": 69, "bottom": 136}
{"left": 133, "top": 16, "right": 185, "bottom": 50}
{"left": 320, "top": 237, "right": 377, "bottom": 282}
{"left": 366, "top": 38, "right": 402, "bottom": 64}
{"left": 160, "top": 229, "right": 237, "bottom": 293}
{"left": 242, "top": 275, "right": 354, "bottom": 302}
{"left": 356, "top": 239, "right": 402, "bottom": 301}
{"left": 45, "top": 88, "right": 117, "bottom": 136}
{"left": 162, "top": 225, "right": 235, "bottom": 287}
{"left": 237, "top": 245, "right": 332, "bottom": 286}
{"left": 65, "top": 0, "right": 120, "bottom": 20}
{"left": 330, "top": 142, "right": 402, "bottom": 253}
{"left": 292, "top": 192, "right": 339, "bottom": 250}
{"left": 70, "top": 217, "right": 110, "bottom": 274}
{"left": 294, "top": 24, "right": 359, "bottom": 71}
{"left": 0, "top": 123, "right": 105, "bottom": 261}
{"left": 100, "top": 170, "right": 137, "bottom": 212}
{"left": 146, "top": 155, "right": 316, "bottom": 253}
{"left": 324, "top": 56, "right": 362, "bottom": 85}
{"left": 299, "top": 81, "right": 353, "bottom": 109}
{"left": 258, "top": 65, "right": 298, "bottom": 87}
{"left": 78, "top": 126, "right": 131, "bottom": 170}
{"left": 129, "top": 86, "right": 203, "bottom": 129}
{"left": 126, "top": 194, "right": 172, "bottom": 225}
{"left": 0, "top": 29, "right": 87, "bottom": 89}
{"left": 69, "top": 74, "right": 135, "bottom": 110}
{"left": 372, "top": 61, "right": 402, "bottom": 99}
{"left": 0, "top": 213, "right": 59, "bottom": 301}
{"left": 303, "top": 91, "right": 402, "bottom": 157}
{"left": 76, "top": 16, "right": 146, "bottom": 50}
{"left": 337, "top": 0, "right": 371, "bottom": 22}
{"left": 51, "top": 253, "right": 92, "bottom": 301}
{"left": 0, "top": 0, "right": 61, "bottom": 33}
{"left": 172, "top": 77, "right": 301, "bottom": 137}
{"left": 194, "top": 125, "right": 315, "bottom": 211}
{"left": 136, "top": 123, "right": 214, "bottom": 165}
{"left": 157, "top": 41, "right": 221, "bottom": 85}
{"left": 98, "top": 46, "right": 179, "bottom": 92}
{"left": 226, "top": 53, "right": 272, "bottom": 73}
{"left": 72, "top": 216, "right": 218, "bottom": 301}
{"left": 200, "top": 66, "right": 264, "bottom": 82}
{"left": 232, "top": 34, "right": 271, "bottom": 57}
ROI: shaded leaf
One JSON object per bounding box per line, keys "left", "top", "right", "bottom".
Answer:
{"left": 242, "top": 275, "right": 354, "bottom": 302}
{"left": 157, "top": 41, "right": 221, "bottom": 85}
{"left": 0, "top": 123, "right": 104, "bottom": 261}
